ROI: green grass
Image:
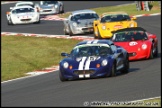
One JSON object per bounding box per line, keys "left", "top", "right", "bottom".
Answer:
{"left": 1, "top": 36, "right": 80, "bottom": 81}
{"left": 58, "top": 1, "right": 161, "bottom": 18}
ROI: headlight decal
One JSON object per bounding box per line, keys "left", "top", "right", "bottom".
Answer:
{"left": 142, "top": 44, "right": 147, "bottom": 50}
{"left": 102, "top": 25, "right": 106, "bottom": 30}
{"left": 73, "top": 22, "right": 77, "bottom": 27}
{"left": 130, "top": 23, "right": 134, "bottom": 27}
{"left": 101, "top": 59, "right": 108, "bottom": 66}
{"left": 55, "top": 5, "right": 58, "bottom": 8}
{"left": 63, "top": 62, "right": 69, "bottom": 69}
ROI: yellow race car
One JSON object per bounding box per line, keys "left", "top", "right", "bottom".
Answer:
{"left": 93, "top": 12, "right": 137, "bottom": 39}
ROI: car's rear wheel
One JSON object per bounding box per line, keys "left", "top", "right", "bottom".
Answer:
{"left": 121, "top": 55, "right": 129, "bottom": 73}
{"left": 59, "top": 71, "right": 67, "bottom": 82}
{"left": 35, "top": 20, "right": 40, "bottom": 24}
{"left": 110, "top": 63, "right": 116, "bottom": 77}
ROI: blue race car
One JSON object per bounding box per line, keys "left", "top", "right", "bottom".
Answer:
{"left": 59, "top": 39, "right": 129, "bottom": 81}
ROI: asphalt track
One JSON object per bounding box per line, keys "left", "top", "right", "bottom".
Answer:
{"left": 1, "top": 1, "right": 161, "bottom": 107}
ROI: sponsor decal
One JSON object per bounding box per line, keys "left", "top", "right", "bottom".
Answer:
{"left": 129, "top": 41, "right": 138, "bottom": 46}
{"left": 114, "top": 25, "right": 123, "bottom": 29}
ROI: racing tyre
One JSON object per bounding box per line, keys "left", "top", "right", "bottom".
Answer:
{"left": 64, "top": 27, "right": 69, "bottom": 35}
{"left": 35, "top": 18, "right": 41, "bottom": 24}
{"left": 154, "top": 46, "right": 158, "bottom": 57}
{"left": 59, "top": 72, "right": 67, "bottom": 82}
{"left": 149, "top": 46, "right": 154, "bottom": 59}
{"left": 8, "top": 18, "right": 13, "bottom": 25}
{"left": 97, "top": 28, "right": 102, "bottom": 39}
{"left": 121, "top": 55, "right": 129, "bottom": 74}
{"left": 60, "top": 6, "right": 64, "bottom": 13}
{"left": 94, "top": 30, "right": 98, "bottom": 39}
{"left": 37, "top": 19, "right": 41, "bottom": 24}
{"left": 110, "top": 63, "right": 116, "bottom": 77}
{"left": 69, "top": 26, "right": 74, "bottom": 36}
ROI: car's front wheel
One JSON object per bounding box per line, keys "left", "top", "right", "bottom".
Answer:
{"left": 7, "top": 18, "right": 13, "bottom": 25}
{"left": 59, "top": 71, "right": 67, "bottom": 82}
{"left": 121, "top": 55, "right": 129, "bottom": 74}
{"left": 94, "top": 29, "right": 98, "bottom": 39}
{"left": 60, "top": 5, "right": 64, "bottom": 13}
{"left": 149, "top": 46, "right": 154, "bottom": 59}
{"left": 154, "top": 46, "right": 158, "bottom": 57}
{"left": 34, "top": 17, "right": 41, "bottom": 24}
{"left": 64, "top": 27, "right": 69, "bottom": 35}
{"left": 97, "top": 28, "right": 102, "bottom": 39}
{"left": 69, "top": 26, "right": 74, "bottom": 36}
{"left": 110, "top": 63, "right": 116, "bottom": 77}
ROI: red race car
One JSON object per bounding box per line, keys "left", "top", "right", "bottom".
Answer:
{"left": 111, "top": 27, "right": 158, "bottom": 61}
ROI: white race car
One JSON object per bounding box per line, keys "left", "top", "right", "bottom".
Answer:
{"left": 63, "top": 10, "right": 99, "bottom": 36}
{"left": 10, "top": 1, "right": 36, "bottom": 9}
{"left": 6, "top": 6, "right": 40, "bottom": 25}
{"left": 10, "top": 1, "right": 40, "bottom": 12}
{"left": 35, "top": 1, "right": 64, "bottom": 15}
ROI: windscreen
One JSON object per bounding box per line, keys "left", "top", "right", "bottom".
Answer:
{"left": 112, "top": 31, "right": 148, "bottom": 42}
{"left": 101, "top": 14, "right": 131, "bottom": 23}
{"left": 42, "top": 1, "right": 58, "bottom": 5}
{"left": 71, "top": 44, "right": 112, "bottom": 57}
{"left": 71, "top": 13, "right": 99, "bottom": 21}
{"left": 12, "top": 8, "right": 34, "bottom": 14}
{"left": 16, "top": 4, "right": 34, "bottom": 8}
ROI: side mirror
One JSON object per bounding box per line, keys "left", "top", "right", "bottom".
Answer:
{"left": 36, "top": 7, "right": 39, "bottom": 12}
{"left": 61, "top": 53, "right": 69, "bottom": 57}
{"left": 10, "top": 7, "right": 13, "bottom": 10}
{"left": 63, "top": 19, "right": 68, "bottom": 25}
{"left": 65, "top": 19, "right": 68, "bottom": 23}
{"left": 117, "top": 49, "right": 122, "bottom": 53}
{"left": 149, "top": 34, "right": 157, "bottom": 39}
{"left": 131, "top": 16, "right": 137, "bottom": 20}
{"left": 93, "top": 20, "right": 98, "bottom": 26}
{"left": 6, "top": 11, "right": 10, "bottom": 14}
{"left": 147, "top": 32, "right": 157, "bottom": 39}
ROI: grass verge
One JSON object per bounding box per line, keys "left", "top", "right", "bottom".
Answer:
{"left": 1, "top": 36, "right": 80, "bottom": 81}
